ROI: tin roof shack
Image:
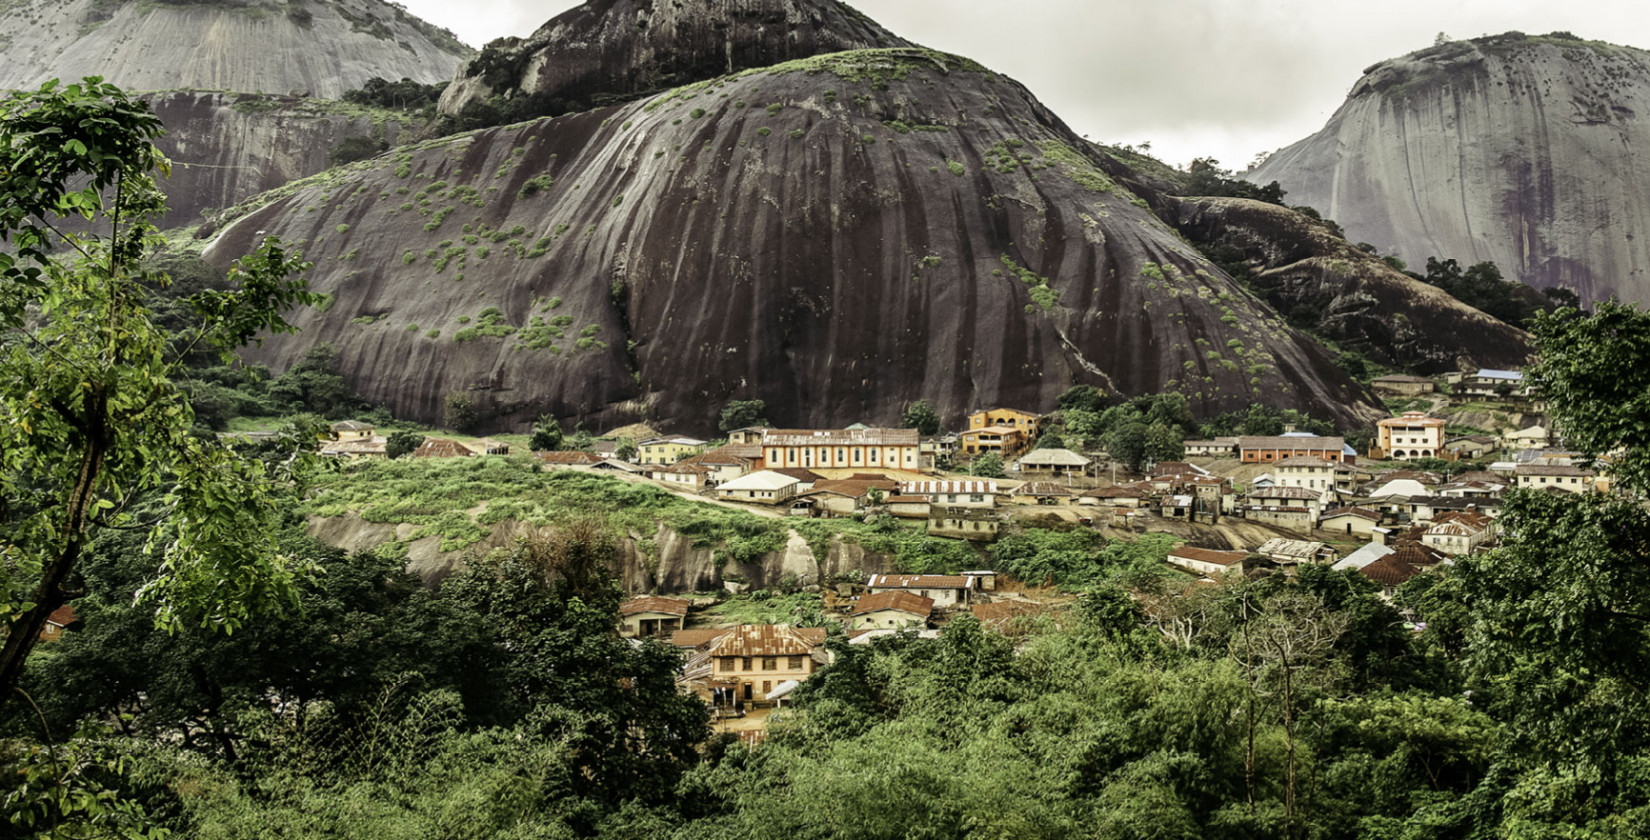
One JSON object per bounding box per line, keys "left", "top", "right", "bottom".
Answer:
{"left": 412, "top": 438, "right": 475, "bottom": 459}
{"left": 619, "top": 596, "right": 690, "bottom": 639}
{"left": 851, "top": 591, "right": 935, "bottom": 630}
{"left": 1013, "top": 481, "right": 1078, "bottom": 505}
{"left": 320, "top": 436, "right": 388, "bottom": 458}
{"left": 927, "top": 506, "right": 1002, "bottom": 541}
{"left": 1079, "top": 485, "right": 1150, "bottom": 508}
{"left": 686, "top": 625, "right": 830, "bottom": 708}
{"left": 865, "top": 574, "right": 984, "bottom": 609}
{"left": 1166, "top": 546, "right": 1249, "bottom": 578}
{"left": 1358, "top": 542, "right": 1450, "bottom": 600}
{"left": 535, "top": 451, "right": 605, "bottom": 468}
{"left": 1256, "top": 538, "right": 1335, "bottom": 568}
{"left": 1422, "top": 511, "right": 1498, "bottom": 556}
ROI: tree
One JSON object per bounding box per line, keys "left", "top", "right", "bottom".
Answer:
{"left": 1034, "top": 430, "right": 1066, "bottom": 451}
{"left": 900, "top": 399, "right": 941, "bottom": 436}
{"left": 1057, "top": 384, "right": 1106, "bottom": 414}
{"left": 1525, "top": 301, "right": 1650, "bottom": 491}
{"left": 443, "top": 390, "right": 478, "bottom": 433}
{"left": 529, "top": 415, "right": 564, "bottom": 451}
{"left": 969, "top": 453, "right": 1005, "bottom": 478}
{"left": 385, "top": 429, "right": 424, "bottom": 459}
{"left": 267, "top": 343, "right": 360, "bottom": 417}
{"left": 718, "top": 399, "right": 768, "bottom": 432}
{"left": 1105, "top": 421, "right": 1150, "bottom": 473}
{"left": 0, "top": 79, "right": 317, "bottom": 706}
{"left": 615, "top": 439, "right": 638, "bottom": 461}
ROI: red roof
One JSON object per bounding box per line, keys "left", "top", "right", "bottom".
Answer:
{"left": 619, "top": 596, "right": 690, "bottom": 618}
{"left": 866, "top": 574, "right": 970, "bottom": 590}
{"left": 809, "top": 478, "right": 899, "bottom": 498}
{"left": 853, "top": 591, "right": 935, "bottom": 618}
{"left": 46, "top": 605, "right": 76, "bottom": 627}
{"left": 770, "top": 468, "right": 825, "bottom": 482}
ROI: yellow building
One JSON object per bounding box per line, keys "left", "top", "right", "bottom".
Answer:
{"left": 637, "top": 436, "right": 708, "bottom": 466}
{"left": 959, "top": 425, "right": 1027, "bottom": 458}
{"left": 968, "top": 408, "right": 1047, "bottom": 439}
{"left": 701, "top": 625, "right": 828, "bottom": 706}
{"left": 761, "top": 428, "right": 920, "bottom": 472}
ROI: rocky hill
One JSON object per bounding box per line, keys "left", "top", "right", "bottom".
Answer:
{"left": 1249, "top": 32, "right": 1650, "bottom": 305}
{"left": 205, "top": 47, "right": 1387, "bottom": 434}
{"left": 439, "top": 0, "right": 910, "bottom": 119}
{"left": 146, "top": 91, "right": 415, "bottom": 229}
{"left": 0, "top": 0, "right": 471, "bottom": 98}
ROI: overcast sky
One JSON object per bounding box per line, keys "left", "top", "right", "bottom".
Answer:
{"left": 397, "top": 0, "right": 1650, "bottom": 171}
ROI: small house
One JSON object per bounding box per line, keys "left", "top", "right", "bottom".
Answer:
{"left": 1319, "top": 507, "right": 1382, "bottom": 538}
{"left": 1256, "top": 538, "right": 1334, "bottom": 566}
{"left": 637, "top": 436, "right": 708, "bottom": 466}
{"left": 715, "top": 470, "right": 803, "bottom": 505}
{"left": 1016, "top": 448, "right": 1093, "bottom": 477}
{"left": 865, "top": 574, "right": 978, "bottom": 608}
{"left": 1514, "top": 463, "right": 1594, "bottom": 493}
{"left": 619, "top": 596, "right": 691, "bottom": 638}
{"left": 1370, "top": 374, "right": 1436, "bottom": 396}
{"left": 851, "top": 591, "right": 935, "bottom": 630}
{"left": 330, "top": 420, "right": 376, "bottom": 441}
{"left": 693, "top": 625, "right": 829, "bottom": 707}
{"left": 1166, "top": 546, "right": 1248, "bottom": 577}
{"left": 1079, "top": 485, "right": 1149, "bottom": 508}
{"left": 412, "top": 438, "right": 475, "bottom": 458}
{"left": 1183, "top": 437, "right": 1239, "bottom": 457}
{"left": 927, "top": 507, "right": 1001, "bottom": 541}
{"left": 1013, "top": 481, "right": 1076, "bottom": 505}
{"left": 535, "top": 451, "right": 605, "bottom": 468}
{"left": 899, "top": 480, "right": 999, "bottom": 508}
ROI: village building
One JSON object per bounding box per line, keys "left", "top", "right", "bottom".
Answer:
{"left": 618, "top": 596, "right": 690, "bottom": 639}
{"left": 1461, "top": 369, "right": 1525, "bottom": 398}
{"left": 851, "top": 591, "right": 935, "bottom": 630}
{"left": 864, "top": 574, "right": 980, "bottom": 608}
{"left": 412, "top": 438, "right": 474, "bottom": 458}
{"left": 1238, "top": 435, "right": 1351, "bottom": 464}
{"left": 1319, "top": 507, "right": 1382, "bottom": 538}
{"left": 1375, "top": 412, "right": 1447, "bottom": 460}
{"left": 319, "top": 437, "right": 388, "bottom": 458}
{"left": 725, "top": 427, "right": 769, "bottom": 446}
{"left": 797, "top": 476, "right": 900, "bottom": 516}
{"left": 1422, "top": 511, "right": 1498, "bottom": 556}
{"left": 1256, "top": 538, "right": 1335, "bottom": 566}
{"left": 1246, "top": 504, "right": 1315, "bottom": 533}
{"left": 927, "top": 507, "right": 1001, "bottom": 540}
{"left": 330, "top": 420, "right": 377, "bottom": 440}
{"left": 1183, "top": 437, "right": 1240, "bottom": 458}
{"left": 651, "top": 462, "right": 713, "bottom": 491}
{"left": 693, "top": 625, "right": 829, "bottom": 707}
{"left": 959, "top": 425, "right": 1029, "bottom": 459}
{"left": 1359, "top": 542, "right": 1449, "bottom": 600}
{"left": 471, "top": 439, "right": 511, "bottom": 456}
{"left": 38, "top": 605, "right": 76, "bottom": 641}
{"left": 637, "top": 436, "right": 707, "bottom": 466}
{"left": 1274, "top": 456, "right": 1339, "bottom": 495}
{"left": 919, "top": 434, "right": 960, "bottom": 467}
{"left": 967, "top": 408, "right": 1048, "bottom": 439}
{"left": 880, "top": 495, "right": 933, "bottom": 519}
{"left": 1443, "top": 436, "right": 1499, "bottom": 461}
{"left": 761, "top": 428, "right": 921, "bottom": 472}
{"left": 893, "top": 480, "right": 997, "bottom": 510}
{"left": 715, "top": 470, "right": 803, "bottom": 505}
{"left": 1166, "top": 546, "right": 1249, "bottom": 577}
{"left": 591, "top": 458, "right": 644, "bottom": 475}
{"left": 1504, "top": 425, "right": 1551, "bottom": 451}
{"left": 535, "top": 450, "right": 605, "bottom": 468}
{"left": 677, "top": 444, "right": 763, "bottom": 486}
{"left": 1078, "top": 485, "right": 1150, "bottom": 508}
{"left": 1370, "top": 374, "right": 1437, "bottom": 396}
{"left": 1515, "top": 463, "right": 1595, "bottom": 493}
{"left": 1013, "top": 481, "right": 1077, "bottom": 505}
{"left": 1332, "top": 542, "right": 1396, "bottom": 572}
{"left": 1016, "top": 448, "right": 1093, "bottom": 476}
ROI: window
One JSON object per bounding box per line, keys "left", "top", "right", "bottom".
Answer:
{"left": 971, "top": 494, "right": 985, "bottom": 503}
{"left": 788, "top": 656, "right": 803, "bottom": 670}
{"left": 742, "top": 657, "right": 752, "bottom": 671}
{"left": 762, "top": 658, "right": 777, "bottom": 671}
{"left": 762, "top": 681, "right": 771, "bottom": 694}
{"left": 721, "top": 657, "right": 736, "bottom": 672}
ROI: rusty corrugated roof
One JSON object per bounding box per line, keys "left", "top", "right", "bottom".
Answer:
{"left": 619, "top": 596, "right": 690, "bottom": 618}
{"left": 704, "top": 625, "right": 828, "bottom": 657}
{"left": 853, "top": 591, "right": 934, "bottom": 618}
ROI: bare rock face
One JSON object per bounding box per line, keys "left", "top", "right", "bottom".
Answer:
{"left": 1164, "top": 196, "right": 1534, "bottom": 373}
{"left": 439, "top": 0, "right": 910, "bottom": 117}
{"left": 144, "top": 91, "right": 413, "bottom": 229}
{"left": 1250, "top": 33, "right": 1650, "bottom": 305}
{"left": 206, "top": 49, "right": 1385, "bottom": 435}
{"left": 0, "top": 0, "right": 471, "bottom": 98}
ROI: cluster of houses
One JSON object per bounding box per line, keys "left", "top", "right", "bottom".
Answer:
{"left": 616, "top": 570, "right": 1025, "bottom": 712}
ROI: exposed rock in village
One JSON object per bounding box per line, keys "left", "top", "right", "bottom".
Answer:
{"left": 1249, "top": 32, "right": 1650, "bottom": 305}
{"left": 0, "top": 0, "right": 471, "bottom": 99}
{"left": 206, "top": 47, "right": 1389, "bottom": 435}
{"left": 438, "top": 0, "right": 911, "bottom": 120}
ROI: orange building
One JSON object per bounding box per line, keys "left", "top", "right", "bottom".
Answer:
{"left": 1237, "top": 435, "right": 1350, "bottom": 465}
{"left": 968, "top": 408, "right": 1047, "bottom": 439}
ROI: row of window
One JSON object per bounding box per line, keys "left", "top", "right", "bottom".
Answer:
{"left": 718, "top": 656, "right": 806, "bottom": 672}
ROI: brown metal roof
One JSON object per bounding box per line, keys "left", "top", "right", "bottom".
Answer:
{"left": 762, "top": 428, "right": 920, "bottom": 447}
{"left": 1321, "top": 507, "right": 1381, "bottom": 522}
{"left": 1168, "top": 546, "right": 1248, "bottom": 567}
{"left": 668, "top": 629, "right": 731, "bottom": 649}
{"left": 809, "top": 478, "right": 899, "bottom": 498}
{"left": 866, "top": 574, "right": 971, "bottom": 590}
{"left": 770, "top": 468, "right": 825, "bottom": 482}
{"left": 704, "top": 625, "right": 828, "bottom": 657}
{"left": 1015, "top": 481, "right": 1073, "bottom": 496}
{"left": 1238, "top": 436, "right": 1346, "bottom": 451}
{"left": 853, "top": 591, "right": 935, "bottom": 618}
{"left": 1516, "top": 464, "right": 1593, "bottom": 477}
{"left": 619, "top": 596, "right": 690, "bottom": 618}
{"left": 681, "top": 443, "right": 763, "bottom": 466}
